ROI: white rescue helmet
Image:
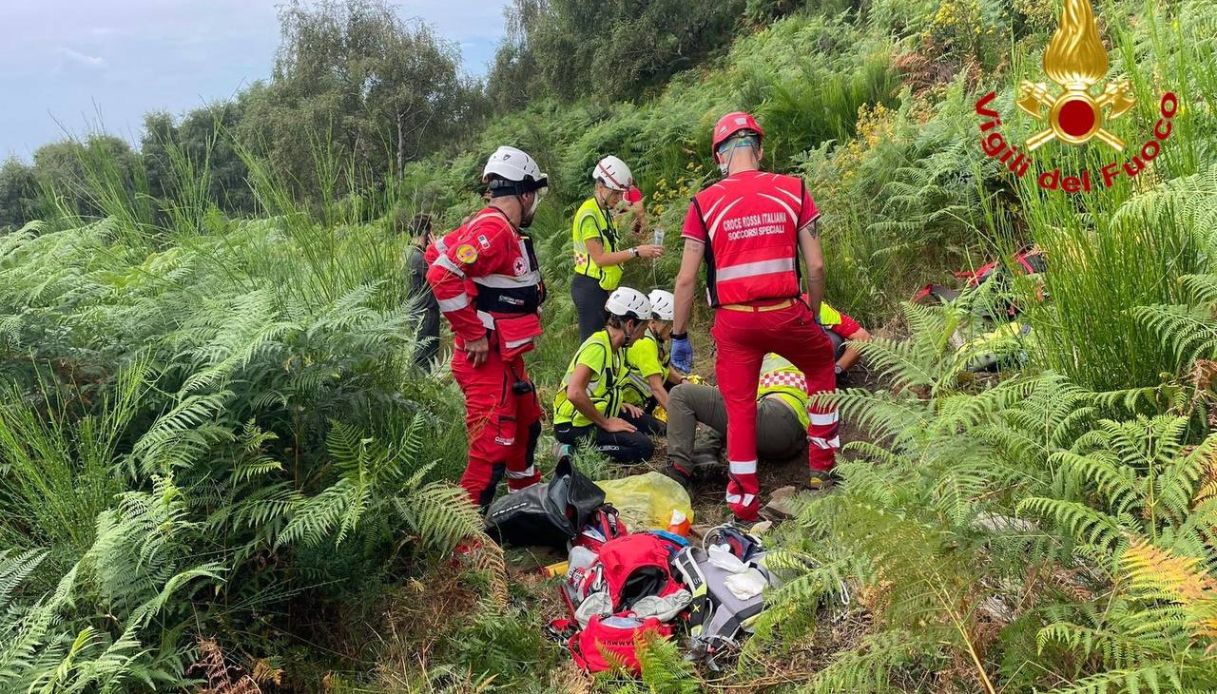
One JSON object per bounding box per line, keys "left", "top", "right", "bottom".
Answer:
{"left": 592, "top": 155, "right": 634, "bottom": 192}
{"left": 647, "top": 289, "right": 675, "bottom": 321}
{"left": 483, "top": 146, "right": 548, "bottom": 194}
{"left": 605, "top": 287, "right": 652, "bottom": 321}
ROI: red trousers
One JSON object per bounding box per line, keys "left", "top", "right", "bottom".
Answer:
{"left": 451, "top": 347, "right": 543, "bottom": 510}
{"left": 711, "top": 302, "right": 838, "bottom": 520}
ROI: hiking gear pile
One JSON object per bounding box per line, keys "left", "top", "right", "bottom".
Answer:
{"left": 483, "top": 456, "right": 781, "bottom": 675}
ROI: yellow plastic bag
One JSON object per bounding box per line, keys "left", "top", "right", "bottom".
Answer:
{"left": 595, "top": 472, "right": 694, "bottom": 531}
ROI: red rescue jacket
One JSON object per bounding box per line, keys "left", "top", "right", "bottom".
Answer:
{"left": 426, "top": 207, "right": 546, "bottom": 353}
{"left": 682, "top": 170, "right": 819, "bottom": 307}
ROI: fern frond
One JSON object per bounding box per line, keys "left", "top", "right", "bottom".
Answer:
{"left": 1018, "top": 497, "right": 1123, "bottom": 550}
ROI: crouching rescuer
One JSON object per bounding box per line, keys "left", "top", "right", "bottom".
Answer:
{"left": 553, "top": 287, "right": 663, "bottom": 463}
{"left": 671, "top": 111, "right": 839, "bottom": 522}
{"left": 426, "top": 146, "right": 549, "bottom": 511}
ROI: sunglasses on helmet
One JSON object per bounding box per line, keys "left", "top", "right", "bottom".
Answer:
{"left": 715, "top": 131, "right": 760, "bottom": 156}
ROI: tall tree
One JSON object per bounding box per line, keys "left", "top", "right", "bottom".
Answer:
{"left": 141, "top": 102, "right": 254, "bottom": 216}
{"left": 0, "top": 158, "right": 38, "bottom": 230}
{"left": 240, "top": 0, "right": 483, "bottom": 199}
{"left": 31, "top": 137, "right": 145, "bottom": 220}
{"left": 490, "top": 0, "right": 745, "bottom": 106}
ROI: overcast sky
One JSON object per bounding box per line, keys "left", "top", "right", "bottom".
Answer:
{"left": 0, "top": 0, "right": 510, "bottom": 160}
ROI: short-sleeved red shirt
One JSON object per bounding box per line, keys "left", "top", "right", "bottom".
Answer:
{"left": 830, "top": 312, "right": 862, "bottom": 338}
{"left": 625, "top": 186, "right": 642, "bottom": 205}
{"left": 681, "top": 170, "right": 818, "bottom": 243}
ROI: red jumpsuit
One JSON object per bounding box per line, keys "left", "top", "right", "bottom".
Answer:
{"left": 426, "top": 208, "right": 545, "bottom": 510}
{"left": 682, "top": 170, "right": 838, "bottom": 521}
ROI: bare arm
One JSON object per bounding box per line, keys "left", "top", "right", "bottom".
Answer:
{"left": 647, "top": 373, "right": 670, "bottom": 409}
{"left": 837, "top": 327, "right": 871, "bottom": 371}
{"left": 798, "top": 221, "right": 826, "bottom": 318}
{"left": 566, "top": 364, "right": 637, "bottom": 432}
{"left": 585, "top": 237, "right": 637, "bottom": 268}
{"left": 673, "top": 239, "right": 705, "bottom": 335}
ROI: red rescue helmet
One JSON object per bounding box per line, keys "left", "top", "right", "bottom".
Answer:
{"left": 711, "top": 112, "right": 764, "bottom": 154}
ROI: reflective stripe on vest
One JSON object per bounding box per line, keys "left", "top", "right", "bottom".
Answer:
{"left": 474, "top": 233, "right": 543, "bottom": 316}
{"left": 472, "top": 271, "right": 542, "bottom": 288}
{"left": 622, "top": 331, "right": 668, "bottom": 403}
{"left": 572, "top": 197, "right": 622, "bottom": 290}
{"left": 715, "top": 257, "right": 796, "bottom": 282}
{"left": 554, "top": 331, "right": 622, "bottom": 426}
{"left": 695, "top": 173, "right": 805, "bottom": 306}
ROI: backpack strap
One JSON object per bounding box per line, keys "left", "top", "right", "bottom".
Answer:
{"left": 672, "top": 547, "right": 709, "bottom": 637}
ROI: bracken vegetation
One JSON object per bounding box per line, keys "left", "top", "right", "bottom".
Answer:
{"left": 3, "top": 0, "right": 1217, "bottom": 691}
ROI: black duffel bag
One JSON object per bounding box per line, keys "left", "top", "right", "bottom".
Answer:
{"left": 484, "top": 457, "right": 604, "bottom": 548}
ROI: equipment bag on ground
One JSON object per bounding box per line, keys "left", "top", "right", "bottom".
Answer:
{"left": 567, "top": 614, "right": 673, "bottom": 675}
{"left": 484, "top": 457, "right": 604, "bottom": 548}
{"left": 671, "top": 526, "right": 778, "bottom": 664}
{"left": 562, "top": 532, "right": 691, "bottom": 627}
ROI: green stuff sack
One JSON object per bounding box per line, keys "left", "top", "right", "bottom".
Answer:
{"left": 595, "top": 472, "right": 693, "bottom": 531}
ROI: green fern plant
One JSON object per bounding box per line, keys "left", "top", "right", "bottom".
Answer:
{"left": 0, "top": 478, "right": 224, "bottom": 693}
{"left": 278, "top": 414, "right": 487, "bottom": 571}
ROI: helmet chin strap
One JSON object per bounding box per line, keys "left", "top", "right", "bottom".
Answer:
{"left": 718, "top": 136, "right": 758, "bottom": 175}
{"left": 518, "top": 192, "right": 542, "bottom": 228}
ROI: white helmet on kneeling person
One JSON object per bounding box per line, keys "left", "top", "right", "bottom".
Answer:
{"left": 606, "top": 287, "right": 652, "bottom": 322}
{"left": 647, "top": 289, "right": 675, "bottom": 321}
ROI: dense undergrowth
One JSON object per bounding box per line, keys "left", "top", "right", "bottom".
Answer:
{"left": 3, "top": 0, "right": 1217, "bottom": 691}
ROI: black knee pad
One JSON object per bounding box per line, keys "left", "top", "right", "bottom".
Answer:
{"left": 478, "top": 463, "right": 507, "bottom": 512}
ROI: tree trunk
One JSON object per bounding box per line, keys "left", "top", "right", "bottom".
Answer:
{"left": 396, "top": 111, "right": 406, "bottom": 176}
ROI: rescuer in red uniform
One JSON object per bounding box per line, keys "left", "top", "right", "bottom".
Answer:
{"left": 670, "top": 112, "right": 839, "bottom": 522}
{"left": 426, "top": 146, "right": 549, "bottom": 511}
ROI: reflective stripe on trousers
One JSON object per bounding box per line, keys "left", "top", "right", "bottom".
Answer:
{"left": 506, "top": 464, "right": 536, "bottom": 480}
{"left": 724, "top": 493, "right": 757, "bottom": 507}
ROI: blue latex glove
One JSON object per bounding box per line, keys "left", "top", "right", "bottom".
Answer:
{"left": 672, "top": 335, "right": 694, "bottom": 373}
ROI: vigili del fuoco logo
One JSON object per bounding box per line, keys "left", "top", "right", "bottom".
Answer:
{"left": 974, "top": 0, "right": 1177, "bottom": 193}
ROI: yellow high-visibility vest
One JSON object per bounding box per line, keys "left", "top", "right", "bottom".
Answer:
{"left": 756, "top": 353, "right": 810, "bottom": 430}
{"left": 819, "top": 302, "right": 842, "bottom": 328}
{"left": 554, "top": 330, "right": 626, "bottom": 426}
{"left": 572, "top": 197, "right": 623, "bottom": 291}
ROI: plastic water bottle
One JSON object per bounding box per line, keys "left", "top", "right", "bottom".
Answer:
{"left": 653, "top": 227, "right": 665, "bottom": 246}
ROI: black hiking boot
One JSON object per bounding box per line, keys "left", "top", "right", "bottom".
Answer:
{"left": 661, "top": 462, "right": 693, "bottom": 492}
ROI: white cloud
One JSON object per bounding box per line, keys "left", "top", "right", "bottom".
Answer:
{"left": 58, "top": 47, "right": 106, "bottom": 68}
{"left": 2, "top": 0, "right": 511, "bottom": 155}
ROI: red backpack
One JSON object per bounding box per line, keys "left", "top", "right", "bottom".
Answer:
{"left": 568, "top": 615, "right": 672, "bottom": 675}
{"left": 562, "top": 532, "right": 686, "bottom": 620}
